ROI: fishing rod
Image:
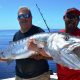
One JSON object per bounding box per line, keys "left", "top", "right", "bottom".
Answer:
{"left": 34, "top": 1, "right": 50, "bottom": 32}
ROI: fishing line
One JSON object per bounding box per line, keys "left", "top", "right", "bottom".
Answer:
{"left": 34, "top": 0, "right": 50, "bottom": 32}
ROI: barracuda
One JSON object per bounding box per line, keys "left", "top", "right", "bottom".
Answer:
{"left": 0, "top": 32, "right": 80, "bottom": 69}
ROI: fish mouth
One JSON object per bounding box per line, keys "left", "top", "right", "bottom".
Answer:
{"left": 69, "top": 43, "right": 80, "bottom": 57}
{"left": 62, "top": 42, "right": 80, "bottom": 58}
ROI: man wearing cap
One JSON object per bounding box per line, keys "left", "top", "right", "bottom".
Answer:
{"left": 13, "top": 7, "right": 50, "bottom": 80}
{"left": 59, "top": 8, "right": 80, "bottom": 80}
{"left": 27, "top": 7, "right": 80, "bottom": 80}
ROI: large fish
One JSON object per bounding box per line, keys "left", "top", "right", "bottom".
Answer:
{"left": 0, "top": 32, "right": 80, "bottom": 69}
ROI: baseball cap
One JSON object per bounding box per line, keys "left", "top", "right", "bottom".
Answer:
{"left": 65, "top": 8, "right": 80, "bottom": 15}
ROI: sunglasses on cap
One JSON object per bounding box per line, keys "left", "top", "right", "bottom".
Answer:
{"left": 18, "top": 13, "right": 31, "bottom": 19}
{"left": 65, "top": 13, "right": 79, "bottom": 20}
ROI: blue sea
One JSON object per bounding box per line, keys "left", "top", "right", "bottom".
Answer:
{"left": 0, "top": 29, "right": 59, "bottom": 79}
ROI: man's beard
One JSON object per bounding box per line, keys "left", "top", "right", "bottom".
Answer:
{"left": 65, "top": 21, "right": 76, "bottom": 33}
{"left": 66, "top": 21, "right": 75, "bottom": 29}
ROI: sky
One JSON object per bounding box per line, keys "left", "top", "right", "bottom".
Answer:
{"left": 0, "top": 0, "right": 80, "bottom": 30}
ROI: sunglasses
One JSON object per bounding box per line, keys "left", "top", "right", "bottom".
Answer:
{"left": 66, "top": 13, "right": 79, "bottom": 20}
{"left": 18, "top": 13, "right": 31, "bottom": 19}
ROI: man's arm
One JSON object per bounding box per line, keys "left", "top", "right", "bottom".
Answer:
{"left": 0, "top": 51, "right": 12, "bottom": 61}
{"left": 0, "top": 58, "right": 9, "bottom": 61}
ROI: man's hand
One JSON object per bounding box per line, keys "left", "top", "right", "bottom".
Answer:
{"left": 0, "top": 58, "right": 9, "bottom": 61}
{"left": 28, "top": 39, "right": 38, "bottom": 51}
{"left": 0, "top": 51, "right": 7, "bottom": 61}
{"left": 28, "top": 39, "right": 53, "bottom": 60}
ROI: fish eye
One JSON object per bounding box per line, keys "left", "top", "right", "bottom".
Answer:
{"left": 65, "top": 36, "right": 69, "bottom": 41}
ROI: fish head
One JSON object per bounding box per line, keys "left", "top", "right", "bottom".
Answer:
{"left": 47, "top": 32, "right": 80, "bottom": 55}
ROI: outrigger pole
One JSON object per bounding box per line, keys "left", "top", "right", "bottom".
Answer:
{"left": 34, "top": 1, "right": 50, "bottom": 32}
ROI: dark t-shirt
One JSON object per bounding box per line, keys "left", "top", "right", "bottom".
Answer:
{"left": 13, "top": 25, "right": 49, "bottom": 79}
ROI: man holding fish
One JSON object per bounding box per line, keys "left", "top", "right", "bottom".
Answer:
{"left": 29, "top": 8, "right": 80, "bottom": 80}
{"left": 58, "top": 8, "right": 80, "bottom": 80}
{"left": 13, "top": 6, "right": 51, "bottom": 80}
{"left": 0, "top": 7, "right": 50, "bottom": 80}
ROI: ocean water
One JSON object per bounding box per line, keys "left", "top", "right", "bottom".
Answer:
{"left": 0, "top": 29, "right": 59, "bottom": 79}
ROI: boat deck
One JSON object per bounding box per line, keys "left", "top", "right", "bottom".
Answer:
{"left": 1, "top": 73, "right": 58, "bottom": 80}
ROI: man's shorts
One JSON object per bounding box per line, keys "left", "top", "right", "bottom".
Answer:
{"left": 15, "top": 71, "right": 50, "bottom": 80}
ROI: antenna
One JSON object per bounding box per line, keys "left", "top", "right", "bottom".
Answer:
{"left": 35, "top": 1, "right": 50, "bottom": 32}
